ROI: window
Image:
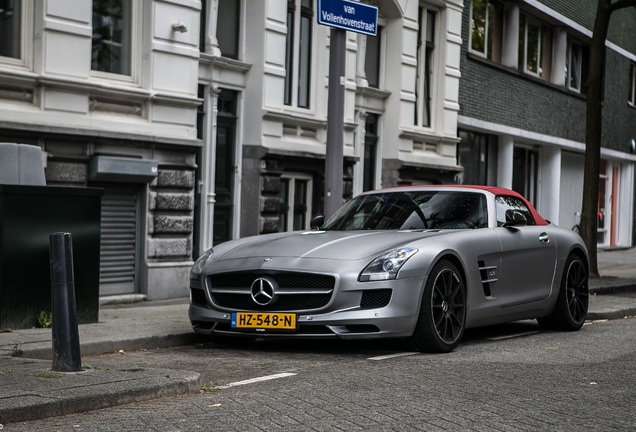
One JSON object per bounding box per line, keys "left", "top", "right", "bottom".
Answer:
{"left": 414, "top": 7, "right": 436, "bottom": 127}
{"left": 597, "top": 159, "right": 610, "bottom": 245}
{"left": 284, "top": 0, "right": 313, "bottom": 108}
{"left": 0, "top": 0, "right": 21, "bottom": 59}
{"left": 495, "top": 195, "right": 536, "bottom": 226}
{"left": 566, "top": 38, "right": 589, "bottom": 93}
{"left": 566, "top": 39, "right": 582, "bottom": 91}
{"left": 323, "top": 191, "right": 487, "bottom": 231}
{"left": 278, "top": 174, "right": 312, "bottom": 232}
{"left": 470, "top": 0, "right": 503, "bottom": 62}
{"left": 629, "top": 62, "right": 635, "bottom": 106}
{"left": 512, "top": 146, "right": 538, "bottom": 206}
{"left": 518, "top": 14, "right": 551, "bottom": 78}
{"left": 217, "top": 0, "right": 240, "bottom": 59}
{"left": 457, "top": 130, "right": 492, "bottom": 186}
{"left": 363, "top": 114, "right": 379, "bottom": 192}
{"left": 199, "top": 0, "right": 206, "bottom": 52}
{"left": 92, "top": 0, "right": 132, "bottom": 75}
{"left": 365, "top": 27, "right": 382, "bottom": 88}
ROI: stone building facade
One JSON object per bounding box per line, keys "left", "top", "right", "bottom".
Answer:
{"left": 198, "top": 0, "right": 465, "bottom": 247}
{"left": 0, "top": 1, "right": 201, "bottom": 300}
{"left": 2, "top": 1, "right": 634, "bottom": 301}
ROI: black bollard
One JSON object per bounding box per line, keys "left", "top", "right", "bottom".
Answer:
{"left": 49, "top": 232, "right": 82, "bottom": 372}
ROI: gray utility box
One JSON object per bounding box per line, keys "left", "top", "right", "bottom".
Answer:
{"left": 0, "top": 185, "right": 103, "bottom": 329}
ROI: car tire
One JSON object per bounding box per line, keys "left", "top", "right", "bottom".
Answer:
{"left": 405, "top": 259, "right": 466, "bottom": 353}
{"left": 537, "top": 254, "right": 589, "bottom": 331}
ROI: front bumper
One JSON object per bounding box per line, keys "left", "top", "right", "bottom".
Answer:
{"left": 188, "top": 275, "right": 426, "bottom": 340}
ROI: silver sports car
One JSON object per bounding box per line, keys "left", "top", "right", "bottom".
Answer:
{"left": 189, "top": 185, "right": 589, "bottom": 353}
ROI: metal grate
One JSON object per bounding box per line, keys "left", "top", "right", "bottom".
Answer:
{"left": 208, "top": 272, "right": 335, "bottom": 312}
{"left": 98, "top": 187, "right": 137, "bottom": 295}
{"left": 360, "top": 289, "right": 392, "bottom": 309}
{"left": 210, "top": 272, "right": 335, "bottom": 289}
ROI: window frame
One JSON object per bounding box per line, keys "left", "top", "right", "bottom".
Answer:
{"left": 284, "top": 0, "right": 314, "bottom": 109}
{"left": 414, "top": 5, "right": 438, "bottom": 128}
{"left": 278, "top": 172, "right": 313, "bottom": 232}
{"left": 91, "top": 0, "right": 140, "bottom": 84}
{"left": 363, "top": 114, "right": 380, "bottom": 192}
{"left": 566, "top": 37, "right": 583, "bottom": 93}
{"left": 216, "top": 0, "right": 241, "bottom": 60}
{"left": 469, "top": 0, "right": 489, "bottom": 59}
{"left": 0, "top": 0, "right": 32, "bottom": 70}
{"left": 629, "top": 61, "right": 636, "bottom": 107}
{"left": 364, "top": 26, "right": 382, "bottom": 89}
{"left": 469, "top": 0, "right": 502, "bottom": 62}
{"left": 519, "top": 13, "right": 544, "bottom": 78}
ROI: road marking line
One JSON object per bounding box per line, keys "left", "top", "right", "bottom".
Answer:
{"left": 488, "top": 331, "right": 539, "bottom": 341}
{"left": 368, "top": 352, "right": 419, "bottom": 361}
{"left": 217, "top": 372, "right": 297, "bottom": 389}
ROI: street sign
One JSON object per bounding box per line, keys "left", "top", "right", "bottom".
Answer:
{"left": 317, "top": 0, "right": 378, "bottom": 37}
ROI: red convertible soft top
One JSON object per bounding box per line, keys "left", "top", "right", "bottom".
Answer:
{"left": 381, "top": 184, "right": 550, "bottom": 226}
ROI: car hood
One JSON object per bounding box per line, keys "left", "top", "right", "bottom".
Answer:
{"left": 216, "top": 230, "right": 443, "bottom": 261}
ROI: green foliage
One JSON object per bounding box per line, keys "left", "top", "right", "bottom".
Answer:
{"left": 10, "top": 345, "right": 23, "bottom": 357}
{"left": 201, "top": 381, "right": 220, "bottom": 392}
{"left": 37, "top": 311, "right": 52, "bottom": 328}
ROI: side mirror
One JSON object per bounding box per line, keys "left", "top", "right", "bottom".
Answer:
{"left": 502, "top": 210, "right": 527, "bottom": 228}
{"left": 310, "top": 214, "right": 325, "bottom": 229}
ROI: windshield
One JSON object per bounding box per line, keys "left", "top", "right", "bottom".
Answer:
{"left": 322, "top": 191, "right": 487, "bottom": 231}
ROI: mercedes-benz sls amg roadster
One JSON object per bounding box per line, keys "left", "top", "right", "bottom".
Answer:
{"left": 189, "top": 185, "right": 589, "bottom": 353}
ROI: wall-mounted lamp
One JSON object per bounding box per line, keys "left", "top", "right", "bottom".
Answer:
{"left": 630, "top": 138, "right": 635, "bottom": 154}
{"left": 172, "top": 22, "right": 188, "bottom": 33}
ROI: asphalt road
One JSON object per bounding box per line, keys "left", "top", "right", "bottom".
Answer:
{"left": 8, "top": 317, "right": 636, "bottom": 431}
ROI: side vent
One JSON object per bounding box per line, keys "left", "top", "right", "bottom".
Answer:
{"left": 478, "top": 260, "right": 498, "bottom": 297}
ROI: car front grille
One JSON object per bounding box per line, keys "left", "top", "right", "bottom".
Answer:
{"left": 207, "top": 271, "right": 336, "bottom": 312}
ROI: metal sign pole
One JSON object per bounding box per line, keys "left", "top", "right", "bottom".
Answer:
{"left": 324, "top": 27, "right": 346, "bottom": 219}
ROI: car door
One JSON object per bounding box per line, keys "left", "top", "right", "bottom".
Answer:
{"left": 494, "top": 196, "right": 557, "bottom": 307}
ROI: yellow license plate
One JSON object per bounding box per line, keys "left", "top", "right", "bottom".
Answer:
{"left": 231, "top": 312, "right": 297, "bottom": 329}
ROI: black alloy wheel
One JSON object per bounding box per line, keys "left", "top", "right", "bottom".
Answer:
{"left": 565, "top": 257, "right": 589, "bottom": 325}
{"left": 406, "top": 260, "right": 466, "bottom": 353}
{"left": 538, "top": 254, "right": 589, "bottom": 331}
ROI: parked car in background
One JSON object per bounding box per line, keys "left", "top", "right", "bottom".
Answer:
{"left": 189, "top": 185, "right": 589, "bottom": 353}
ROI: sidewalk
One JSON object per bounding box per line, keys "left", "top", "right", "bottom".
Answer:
{"left": 0, "top": 300, "right": 204, "bottom": 424}
{"left": 2, "top": 249, "right": 636, "bottom": 424}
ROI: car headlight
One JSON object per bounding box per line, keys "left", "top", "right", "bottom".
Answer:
{"left": 359, "top": 248, "right": 418, "bottom": 282}
{"left": 191, "top": 248, "right": 214, "bottom": 275}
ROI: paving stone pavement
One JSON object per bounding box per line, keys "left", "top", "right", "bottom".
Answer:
{"left": 6, "top": 316, "right": 636, "bottom": 431}
{"left": 0, "top": 247, "right": 635, "bottom": 426}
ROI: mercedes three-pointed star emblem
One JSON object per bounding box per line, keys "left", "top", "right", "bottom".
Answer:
{"left": 250, "top": 277, "right": 279, "bottom": 306}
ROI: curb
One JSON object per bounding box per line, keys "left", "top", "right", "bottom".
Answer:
{"left": 19, "top": 333, "right": 206, "bottom": 360}
{"left": 0, "top": 365, "right": 201, "bottom": 424}
{"left": 589, "top": 283, "right": 636, "bottom": 296}
{"left": 587, "top": 308, "right": 636, "bottom": 320}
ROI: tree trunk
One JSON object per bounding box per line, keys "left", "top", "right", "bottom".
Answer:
{"left": 581, "top": 0, "right": 612, "bottom": 278}
{"left": 581, "top": 0, "right": 636, "bottom": 277}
